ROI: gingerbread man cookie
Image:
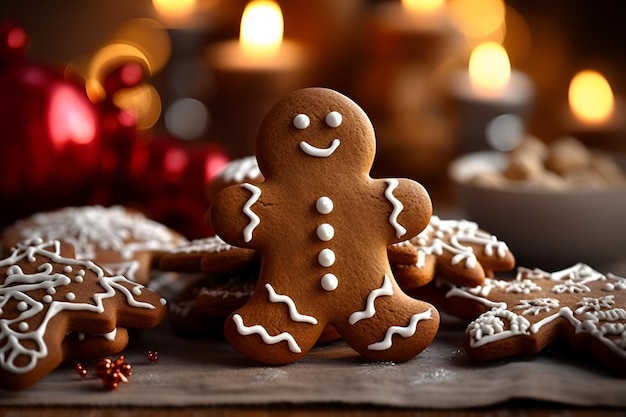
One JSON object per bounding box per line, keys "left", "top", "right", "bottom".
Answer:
{"left": 209, "top": 88, "right": 439, "bottom": 364}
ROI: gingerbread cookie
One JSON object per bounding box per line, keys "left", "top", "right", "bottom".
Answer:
{"left": 393, "top": 216, "right": 515, "bottom": 289}
{"left": 209, "top": 87, "right": 439, "bottom": 364}
{"left": 426, "top": 263, "right": 626, "bottom": 375}
{"left": 1, "top": 205, "right": 188, "bottom": 284}
{"left": 158, "top": 236, "right": 259, "bottom": 275}
{"left": 206, "top": 156, "right": 264, "bottom": 203}
{"left": 0, "top": 238, "right": 167, "bottom": 391}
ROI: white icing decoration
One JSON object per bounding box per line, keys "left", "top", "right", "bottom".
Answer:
{"left": 293, "top": 114, "right": 310, "bottom": 129}
{"left": 514, "top": 298, "right": 559, "bottom": 316}
{"left": 232, "top": 313, "right": 302, "bottom": 353}
{"left": 321, "top": 274, "right": 338, "bottom": 291}
{"left": 0, "top": 239, "right": 159, "bottom": 375}
{"left": 318, "top": 249, "right": 335, "bottom": 267}
{"left": 349, "top": 275, "right": 394, "bottom": 325}
{"left": 265, "top": 284, "right": 318, "bottom": 325}
{"left": 316, "top": 196, "right": 333, "bottom": 215}
{"left": 172, "top": 236, "right": 234, "bottom": 254}
{"left": 383, "top": 179, "right": 407, "bottom": 238}
{"left": 17, "top": 205, "right": 186, "bottom": 261}
{"left": 325, "top": 111, "right": 342, "bottom": 128}
{"left": 215, "top": 156, "right": 260, "bottom": 183}
{"left": 367, "top": 309, "right": 433, "bottom": 351}
{"left": 316, "top": 224, "right": 334, "bottom": 242}
{"left": 412, "top": 216, "right": 510, "bottom": 270}
{"left": 299, "top": 139, "right": 340, "bottom": 158}
{"left": 65, "top": 292, "right": 76, "bottom": 301}
{"left": 241, "top": 183, "right": 262, "bottom": 243}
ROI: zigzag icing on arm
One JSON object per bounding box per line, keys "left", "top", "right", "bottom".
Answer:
{"left": 367, "top": 309, "right": 433, "bottom": 351}
{"left": 349, "top": 275, "right": 394, "bottom": 325}
{"left": 265, "top": 284, "right": 318, "bottom": 325}
{"left": 241, "top": 183, "right": 261, "bottom": 243}
{"left": 232, "top": 314, "right": 302, "bottom": 353}
{"left": 383, "top": 179, "right": 407, "bottom": 238}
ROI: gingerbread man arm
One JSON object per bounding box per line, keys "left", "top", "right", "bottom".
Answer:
{"left": 379, "top": 178, "right": 432, "bottom": 245}
{"left": 209, "top": 183, "right": 266, "bottom": 249}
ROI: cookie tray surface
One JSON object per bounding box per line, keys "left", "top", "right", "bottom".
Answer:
{"left": 1, "top": 314, "right": 625, "bottom": 409}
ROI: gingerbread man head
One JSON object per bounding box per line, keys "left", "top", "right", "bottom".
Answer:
{"left": 209, "top": 88, "right": 439, "bottom": 364}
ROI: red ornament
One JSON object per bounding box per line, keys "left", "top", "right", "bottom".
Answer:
{"left": 74, "top": 363, "right": 88, "bottom": 377}
{"left": 146, "top": 350, "right": 159, "bottom": 363}
{"left": 93, "top": 355, "right": 133, "bottom": 390}
{"left": 0, "top": 21, "right": 104, "bottom": 228}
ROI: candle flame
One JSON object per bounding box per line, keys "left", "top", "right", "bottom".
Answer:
{"left": 568, "top": 70, "right": 614, "bottom": 124}
{"left": 448, "top": 0, "right": 505, "bottom": 39}
{"left": 152, "top": 0, "right": 196, "bottom": 20}
{"left": 468, "top": 42, "right": 511, "bottom": 97}
{"left": 401, "top": 0, "right": 444, "bottom": 15}
{"left": 239, "top": 0, "right": 284, "bottom": 56}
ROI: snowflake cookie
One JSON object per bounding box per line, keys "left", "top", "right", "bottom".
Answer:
{"left": 392, "top": 216, "right": 516, "bottom": 289}
{"left": 0, "top": 239, "right": 167, "bottom": 390}
{"left": 420, "top": 263, "right": 626, "bottom": 375}
{"left": 1, "top": 205, "right": 188, "bottom": 284}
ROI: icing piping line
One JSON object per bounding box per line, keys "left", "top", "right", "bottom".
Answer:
{"left": 348, "top": 275, "right": 394, "bottom": 325}
{"left": 299, "top": 139, "right": 340, "bottom": 158}
{"left": 383, "top": 179, "right": 407, "bottom": 238}
{"left": 265, "top": 284, "right": 318, "bottom": 325}
{"left": 241, "top": 183, "right": 261, "bottom": 243}
{"left": 232, "top": 314, "right": 302, "bottom": 353}
{"left": 367, "top": 309, "right": 433, "bottom": 351}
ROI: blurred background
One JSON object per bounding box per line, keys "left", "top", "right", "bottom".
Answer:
{"left": 1, "top": 0, "right": 624, "bottom": 240}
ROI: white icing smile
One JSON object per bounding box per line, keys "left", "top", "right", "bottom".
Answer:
{"left": 299, "top": 139, "right": 340, "bottom": 158}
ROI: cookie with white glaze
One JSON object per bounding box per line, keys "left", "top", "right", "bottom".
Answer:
{"left": 0, "top": 239, "right": 167, "bottom": 391}
{"left": 393, "top": 216, "right": 516, "bottom": 289}
{"left": 427, "top": 263, "right": 626, "bottom": 375}
{"left": 1, "top": 205, "right": 188, "bottom": 284}
{"left": 209, "top": 87, "right": 439, "bottom": 364}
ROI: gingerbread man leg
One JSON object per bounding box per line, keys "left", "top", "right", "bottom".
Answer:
{"left": 335, "top": 275, "right": 440, "bottom": 362}
{"left": 223, "top": 284, "right": 326, "bottom": 365}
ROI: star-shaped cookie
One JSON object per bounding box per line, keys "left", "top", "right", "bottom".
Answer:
{"left": 391, "top": 216, "right": 516, "bottom": 289}
{"left": 1, "top": 205, "right": 188, "bottom": 284}
{"left": 418, "top": 263, "right": 626, "bottom": 375}
{"left": 0, "top": 238, "right": 167, "bottom": 391}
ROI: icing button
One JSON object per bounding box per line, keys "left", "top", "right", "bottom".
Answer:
{"left": 318, "top": 248, "right": 336, "bottom": 267}
{"left": 321, "top": 273, "right": 338, "bottom": 291}
{"left": 316, "top": 196, "right": 333, "bottom": 215}
{"left": 316, "top": 223, "right": 335, "bottom": 242}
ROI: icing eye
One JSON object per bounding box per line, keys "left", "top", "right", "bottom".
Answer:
{"left": 293, "top": 114, "right": 310, "bottom": 129}
{"left": 325, "top": 111, "right": 342, "bottom": 128}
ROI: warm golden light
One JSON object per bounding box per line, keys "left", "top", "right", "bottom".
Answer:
{"left": 401, "top": 0, "right": 444, "bottom": 15}
{"left": 109, "top": 18, "right": 172, "bottom": 74}
{"left": 448, "top": 0, "right": 505, "bottom": 39}
{"left": 152, "top": 0, "right": 196, "bottom": 20}
{"left": 568, "top": 70, "right": 615, "bottom": 124}
{"left": 468, "top": 42, "right": 511, "bottom": 97}
{"left": 86, "top": 43, "right": 151, "bottom": 102}
{"left": 113, "top": 84, "right": 162, "bottom": 130}
{"left": 239, "top": 0, "right": 284, "bottom": 56}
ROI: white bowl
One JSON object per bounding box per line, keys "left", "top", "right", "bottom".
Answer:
{"left": 448, "top": 151, "right": 626, "bottom": 270}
